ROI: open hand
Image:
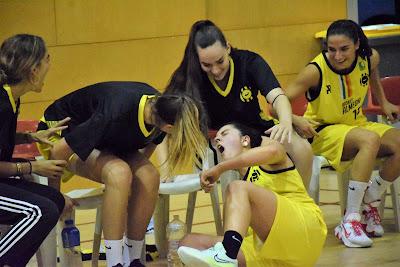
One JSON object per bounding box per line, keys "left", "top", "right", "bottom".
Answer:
{"left": 31, "top": 117, "right": 71, "bottom": 146}
{"left": 265, "top": 123, "right": 292, "bottom": 144}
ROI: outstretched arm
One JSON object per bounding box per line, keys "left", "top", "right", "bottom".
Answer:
{"left": 265, "top": 87, "right": 293, "bottom": 143}
{"left": 201, "top": 139, "right": 286, "bottom": 192}
{"left": 285, "top": 64, "right": 321, "bottom": 138}
{"left": 15, "top": 117, "right": 70, "bottom": 145}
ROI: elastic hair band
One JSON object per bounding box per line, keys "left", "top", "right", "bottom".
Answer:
{"left": 271, "top": 93, "right": 285, "bottom": 106}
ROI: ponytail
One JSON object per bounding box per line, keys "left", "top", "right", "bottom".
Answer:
{"left": 165, "top": 20, "right": 229, "bottom": 134}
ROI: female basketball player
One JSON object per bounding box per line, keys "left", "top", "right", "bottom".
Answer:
{"left": 38, "top": 82, "right": 207, "bottom": 267}
{"left": 177, "top": 123, "right": 327, "bottom": 267}
{"left": 285, "top": 19, "right": 400, "bottom": 248}
{"left": 164, "top": 19, "right": 313, "bottom": 187}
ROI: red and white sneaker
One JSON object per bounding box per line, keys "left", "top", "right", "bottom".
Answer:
{"left": 334, "top": 213, "right": 373, "bottom": 248}
{"left": 362, "top": 202, "right": 384, "bottom": 237}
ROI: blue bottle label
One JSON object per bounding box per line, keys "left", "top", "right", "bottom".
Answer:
{"left": 62, "top": 227, "right": 80, "bottom": 248}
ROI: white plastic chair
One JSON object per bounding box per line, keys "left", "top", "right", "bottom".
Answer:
{"left": 153, "top": 147, "right": 223, "bottom": 258}
{"left": 308, "top": 155, "right": 329, "bottom": 204}
{"left": 35, "top": 176, "right": 105, "bottom": 267}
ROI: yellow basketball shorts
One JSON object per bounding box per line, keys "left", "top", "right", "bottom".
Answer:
{"left": 311, "top": 121, "right": 393, "bottom": 172}
{"left": 36, "top": 116, "right": 75, "bottom": 182}
{"left": 240, "top": 193, "right": 327, "bottom": 267}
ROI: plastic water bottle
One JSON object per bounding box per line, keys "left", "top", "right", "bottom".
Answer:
{"left": 60, "top": 219, "right": 82, "bottom": 266}
{"left": 166, "top": 215, "right": 186, "bottom": 267}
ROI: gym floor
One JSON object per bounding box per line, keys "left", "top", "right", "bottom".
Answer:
{"left": 28, "top": 168, "right": 400, "bottom": 267}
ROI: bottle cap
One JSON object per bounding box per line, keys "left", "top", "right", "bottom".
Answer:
{"left": 65, "top": 219, "right": 74, "bottom": 225}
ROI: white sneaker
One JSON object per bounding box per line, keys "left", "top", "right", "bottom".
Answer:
{"left": 362, "top": 202, "right": 384, "bottom": 237}
{"left": 177, "top": 242, "right": 238, "bottom": 267}
{"left": 334, "top": 213, "right": 373, "bottom": 248}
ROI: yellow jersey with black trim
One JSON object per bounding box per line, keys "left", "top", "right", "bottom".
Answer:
{"left": 243, "top": 165, "right": 315, "bottom": 204}
{"left": 200, "top": 49, "right": 279, "bottom": 131}
{"left": 38, "top": 81, "right": 165, "bottom": 161}
{"left": 304, "top": 53, "right": 370, "bottom": 125}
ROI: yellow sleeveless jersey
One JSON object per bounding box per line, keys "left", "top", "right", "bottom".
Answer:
{"left": 241, "top": 165, "right": 326, "bottom": 267}
{"left": 304, "top": 53, "right": 370, "bottom": 125}
{"left": 243, "top": 165, "right": 315, "bottom": 205}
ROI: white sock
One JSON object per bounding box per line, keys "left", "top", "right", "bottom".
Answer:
{"left": 123, "top": 237, "right": 144, "bottom": 265}
{"left": 104, "top": 239, "right": 123, "bottom": 267}
{"left": 345, "top": 180, "right": 369, "bottom": 217}
{"left": 364, "top": 175, "right": 391, "bottom": 206}
{"left": 122, "top": 236, "right": 130, "bottom": 266}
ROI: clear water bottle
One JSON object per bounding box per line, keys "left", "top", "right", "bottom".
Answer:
{"left": 60, "top": 219, "right": 82, "bottom": 265}
{"left": 166, "top": 215, "right": 186, "bottom": 267}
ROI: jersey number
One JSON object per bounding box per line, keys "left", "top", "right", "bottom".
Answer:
{"left": 353, "top": 107, "right": 361, "bottom": 120}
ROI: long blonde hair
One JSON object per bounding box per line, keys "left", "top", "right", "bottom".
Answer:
{"left": 154, "top": 94, "right": 207, "bottom": 177}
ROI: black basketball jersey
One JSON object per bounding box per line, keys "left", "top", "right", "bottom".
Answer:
{"left": 200, "top": 49, "right": 280, "bottom": 131}
{"left": 0, "top": 85, "right": 20, "bottom": 161}
{"left": 39, "top": 81, "right": 165, "bottom": 160}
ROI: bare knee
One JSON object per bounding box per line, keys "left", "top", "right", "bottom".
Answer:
{"left": 104, "top": 166, "right": 133, "bottom": 192}
{"left": 143, "top": 165, "right": 160, "bottom": 187}
{"left": 225, "top": 180, "right": 246, "bottom": 198}
{"left": 133, "top": 164, "right": 160, "bottom": 193}
{"left": 382, "top": 133, "right": 400, "bottom": 156}
{"left": 358, "top": 132, "right": 381, "bottom": 153}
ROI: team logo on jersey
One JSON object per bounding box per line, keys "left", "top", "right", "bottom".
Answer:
{"left": 360, "top": 73, "right": 369, "bottom": 87}
{"left": 326, "top": 84, "right": 332, "bottom": 94}
{"left": 240, "top": 86, "right": 253, "bottom": 102}
{"left": 249, "top": 169, "right": 260, "bottom": 182}
{"left": 358, "top": 61, "right": 366, "bottom": 71}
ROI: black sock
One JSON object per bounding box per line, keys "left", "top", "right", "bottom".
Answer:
{"left": 222, "top": 230, "right": 243, "bottom": 259}
{"left": 129, "top": 259, "right": 145, "bottom": 267}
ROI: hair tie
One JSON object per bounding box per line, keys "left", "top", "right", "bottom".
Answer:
{"left": 271, "top": 93, "right": 285, "bottom": 106}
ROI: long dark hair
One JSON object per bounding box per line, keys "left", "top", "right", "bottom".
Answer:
{"left": 165, "top": 20, "right": 228, "bottom": 133}
{"left": 326, "top": 19, "right": 372, "bottom": 59}
{"left": 0, "top": 34, "right": 46, "bottom": 85}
